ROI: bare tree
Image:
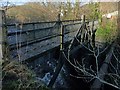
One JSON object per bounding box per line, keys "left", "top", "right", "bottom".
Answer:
{"left": 62, "top": 20, "right": 120, "bottom": 89}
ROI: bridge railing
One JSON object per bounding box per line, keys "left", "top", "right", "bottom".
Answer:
{"left": 6, "top": 14, "right": 85, "bottom": 61}
{"left": 7, "top": 19, "right": 82, "bottom": 50}
{"left": 0, "top": 10, "right": 97, "bottom": 61}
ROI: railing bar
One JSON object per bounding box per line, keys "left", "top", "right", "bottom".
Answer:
{"left": 63, "top": 22, "right": 81, "bottom": 26}
{"left": 8, "top": 22, "right": 84, "bottom": 36}
{"left": 9, "top": 29, "right": 78, "bottom": 50}
{"left": 9, "top": 28, "right": 78, "bottom": 47}
{"left": 8, "top": 26, "right": 55, "bottom": 36}
{"left": 9, "top": 34, "right": 61, "bottom": 50}
{"left": 6, "top": 19, "right": 82, "bottom": 26}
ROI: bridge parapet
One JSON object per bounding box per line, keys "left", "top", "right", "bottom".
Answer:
{"left": 7, "top": 20, "right": 82, "bottom": 61}
{"left": 0, "top": 10, "right": 98, "bottom": 61}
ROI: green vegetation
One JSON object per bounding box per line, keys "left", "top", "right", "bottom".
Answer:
{"left": 96, "top": 20, "right": 117, "bottom": 43}
{"left": 88, "top": 2, "right": 100, "bottom": 20}
{"left": 87, "top": 2, "right": 118, "bottom": 43}
{"left": 6, "top": 2, "right": 104, "bottom": 23}
{"left": 2, "top": 60, "right": 49, "bottom": 90}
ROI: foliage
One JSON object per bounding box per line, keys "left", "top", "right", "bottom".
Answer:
{"left": 5, "top": 2, "right": 83, "bottom": 23}
{"left": 2, "top": 60, "right": 49, "bottom": 90}
{"left": 88, "top": 2, "right": 100, "bottom": 20}
{"left": 65, "top": 32, "right": 120, "bottom": 89}
{"left": 5, "top": 2, "right": 118, "bottom": 24}
{"left": 96, "top": 19, "right": 117, "bottom": 43}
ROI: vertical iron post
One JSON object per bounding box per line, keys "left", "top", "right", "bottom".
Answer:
{"left": 81, "top": 15, "right": 86, "bottom": 42}
{"left": 91, "top": 20, "right": 96, "bottom": 48}
{"left": 48, "top": 13, "right": 65, "bottom": 88}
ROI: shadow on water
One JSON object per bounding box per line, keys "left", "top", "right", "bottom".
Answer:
{"left": 64, "top": 47, "right": 93, "bottom": 90}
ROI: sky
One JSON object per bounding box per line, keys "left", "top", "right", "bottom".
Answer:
{"left": 0, "top": 0, "right": 88, "bottom": 6}
{"left": 0, "top": 0, "right": 119, "bottom": 3}
{"left": 0, "top": 0, "right": 119, "bottom": 6}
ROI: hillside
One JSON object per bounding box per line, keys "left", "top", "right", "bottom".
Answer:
{"left": 5, "top": 2, "right": 118, "bottom": 24}
{"left": 6, "top": 2, "right": 59, "bottom": 23}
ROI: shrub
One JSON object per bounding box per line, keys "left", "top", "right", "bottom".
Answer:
{"left": 2, "top": 60, "right": 49, "bottom": 90}
{"left": 96, "top": 20, "right": 117, "bottom": 43}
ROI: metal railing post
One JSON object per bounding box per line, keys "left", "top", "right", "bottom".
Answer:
{"left": 91, "top": 20, "right": 96, "bottom": 48}
{"left": 48, "top": 13, "right": 65, "bottom": 88}
{"left": 81, "top": 15, "right": 86, "bottom": 42}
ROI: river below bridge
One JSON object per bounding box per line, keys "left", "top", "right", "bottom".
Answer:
{"left": 25, "top": 42, "right": 118, "bottom": 90}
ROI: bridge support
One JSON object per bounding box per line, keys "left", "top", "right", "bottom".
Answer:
{"left": 0, "top": 9, "right": 7, "bottom": 89}
{"left": 117, "top": 1, "right": 120, "bottom": 44}
{"left": 0, "top": 10, "right": 7, "bottom": 61}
